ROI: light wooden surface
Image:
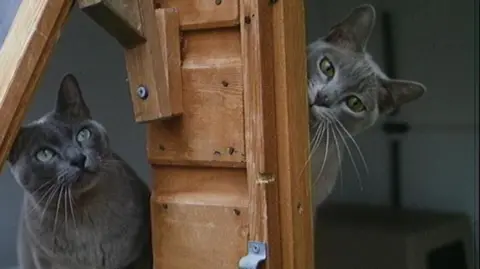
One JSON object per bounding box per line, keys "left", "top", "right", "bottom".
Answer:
{"left": 272, "top": 0, "right": 314, "bottom": 268}
{"left": 240, "top": 0, "right": 282, "bottom": 268}
{"left": 155, "top": 0, "right": 239, "bottom": 30}
{"left": 147, "top": 29, "right": 244, "bottom": 168}
{"left": 146, "top": 0, "right": 312, "bottom": 268}
{"left": 0, "top": 0, "right": 73, "bottom": 168}
{"left": 124, "top": 1, "right": 182, "bottom": 122}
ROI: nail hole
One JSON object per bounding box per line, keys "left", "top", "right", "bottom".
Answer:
{"left": 214, "top": 150, "right": 221, "bottom": 156}
{"left": 162, "top": 204, "right": 168, "bottom": 209}
{"left": 158, "top": 144, "right": 165, "bottom": 151}
{"left": 215, "top": 0, "right": 222, "bottom": 5}
{"left": 228, "top": 147, "right": 235, "bottom": 155}
{"left": 297, "top": 203, "right": 304, "bottom": 215}
{"left": 244, "top": 16, "right": 251, "bottom": 24}
{"left": 222, "top": 80, "right": 229, "bottom": 87}
{"left": 233, "top": 209, "right": 241, "bottom": 215}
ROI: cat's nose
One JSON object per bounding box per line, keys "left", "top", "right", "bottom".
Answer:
{"left": 314, "top": 93, "right": 329, "bottom": 107}
{"left": 70, "top": 154, "right": 87, "bottom": 169}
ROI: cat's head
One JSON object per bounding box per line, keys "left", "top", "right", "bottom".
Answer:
{"left": 8, "top": 74, "right": 111, "bottom": 196}
{"left": 307, "top": 4, "right": 426, "bottom": 135}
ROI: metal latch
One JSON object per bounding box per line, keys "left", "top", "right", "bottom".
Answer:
{"left": 238, "top": 241, "right": 267, "bottom": 269}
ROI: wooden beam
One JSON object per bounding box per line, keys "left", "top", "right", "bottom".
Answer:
{"left": 78, "top": 0, "right": 145, "bottom": 49}
{"left": 272, "top": 0, "right": 314, "bottom": 268}
{"left": 0, "top": 0, "right": 73, "bottom": 168}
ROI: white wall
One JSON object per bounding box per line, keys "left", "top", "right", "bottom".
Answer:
{"left": 0, "top": 7, "right": 150, "bottom": 267}
{"left": 306, "top": 0, "right": 478, "bottom": 266}
{"left": 0, "top": 0, "right": 477, "bottom": 268}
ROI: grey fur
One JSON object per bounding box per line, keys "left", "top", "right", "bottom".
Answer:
{"left": 8, "top": 74, "right": 152, "bottom": 269}
{"left": 308, "top": 4, "right": 427, "bottom": 206}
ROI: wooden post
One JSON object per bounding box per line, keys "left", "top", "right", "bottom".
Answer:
{"left": 0, "top": 0, "right": 73, "bottom": 168}
{"left": 78, "top": 0, "right": 314, "bottom": 268}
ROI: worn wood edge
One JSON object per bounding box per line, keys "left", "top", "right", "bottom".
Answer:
{"left": 240, "top": 0, "right": 282, "bottom": 269}
{"left": 272, "top": 0, "right": 314, "bottom": 268}
{"left": 155, "top": 8, "right": 183, "bottom": 116}
{"left": 0, "top": 0, "right": 73, "bottom": 169}
{"left": 78, "top": 0, "right": 145, "bottom": 49}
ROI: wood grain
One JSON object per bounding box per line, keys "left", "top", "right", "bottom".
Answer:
{"left": 147, "top": 29, "right": 245, "bottom": 167}
{"left": 0, "top": 0, "right": 72, "bottom": 168}
{"left": 78, "top": 0, "right": 145, "bottom": 49}
{"left": 155, "top": 0, "right": 239, "bottom": 30}
{"left": 124, "top": 2, "right": 182, "bottom": 122}
{"left": 151, "top": 202, "right": 248, "bottom": 269}
{"left": 156, "top": 8, "right": 183, "bottom": 115}
{"left": 272, "top": 0, "right": 314, "bottom": 268}
{"left": 151, "top": 166, "right": 248, "bottom": 269}
{"left": 240, "top": 0, "right": 281, "bottom": 268}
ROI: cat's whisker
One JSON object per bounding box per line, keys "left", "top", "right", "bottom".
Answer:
{"left": 314, "top": 121, "right": 331, "bottom": 187}
{"left": 29, "top": 183, "right": 56, "bottom": 215}
{"left": 330, "top": 123, "right": 344, "bottom": 193}
{"left": 64, "top": 186, "right": 69, "bottom": 233}
{"left": 330, "top": 113, "right": 369, "bottom": 175}
{"left": 52, "top": 186, "right": 64, "bottom": 234}
{"left": 68, "top": 187, "right": 78, "bottom": 233}
{"left": 297, "top": 122, "right": 324, "bottom": 180}
{"left": 331, "top": 121, "right": 364, "bottom": 191}
{"left": 40, "top": 185, "right": 61, "bottom": 223}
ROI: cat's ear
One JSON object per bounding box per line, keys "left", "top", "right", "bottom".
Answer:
{"left": 378, "top": 79, "right": 427, "bottom": 114}
{"left": 325, "top": 4, "right": 376, "bottom": 52}
{"left": 55, "top": 74, "right": 91, "bottom": 119}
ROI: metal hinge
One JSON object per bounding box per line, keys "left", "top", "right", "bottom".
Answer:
{"left": 238, "top": 241, "right": 267, "bottom": 269}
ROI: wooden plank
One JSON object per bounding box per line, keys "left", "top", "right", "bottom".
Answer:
{"left": 147, "top": 29, "right": 245, "bottom": 167}
{"left": 78, "top": 0, "right": 145, "bottom": 49}
{"left": 124, "top": 3, "right": 183, "bottom": 122}
{"left": 156, "top": 8, "right": 183, "bottom": 115}
{"left": 272, "top": 0, "right": 314, "bottom": 268}
{"left": 151, "top": 166, "right": 248, "bottom": 268}
{"left": 155, "top": 0, "right": 239, "bottom": 30}
{"left": 239, "top": 0, "right": 282, "bottom": 268}
{"left": 0, "top": 0, "right": 73, "bottom": 168}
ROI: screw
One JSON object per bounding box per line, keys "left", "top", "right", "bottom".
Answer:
{"left": 215, "top": 0, "right": 222, "bottom": 5}
{"left": 244, "top": 16, "right": 251, "bottom": 24}
{"left": 252, "top": 244, "right": 260, "bottom": 253}
{"left": 137, "top": 85, "right": 149, "bottom": 100}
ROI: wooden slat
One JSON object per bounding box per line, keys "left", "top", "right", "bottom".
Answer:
{"left": 272, "top": 0, "right": 314, "bottom": 268}
{"left": 124, "top": 2, "right": 183, "bottom": 122}
{"left": 151, "top": 166, "right": 248, "bottom": 269}
{"left": 0, "top": 0, "right": 73, "bottom": 168}
{"left": 155, "top": 0, "right": 239, "bottom": 30}
{"left": 239, "top": 0, "right": 281, "bottom": 268}
{"left": 147, "top": 29, "right": 245, "bottom": 167}
{"left": 78, "top": 0, "right": 145, "bottom": 49}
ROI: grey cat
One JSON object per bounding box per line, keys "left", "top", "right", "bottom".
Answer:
{"left": 308, "top": 4, "right": 426, "bottom": 206}
{"left": 8, "top": 74, "right": 152, "bottom": 269}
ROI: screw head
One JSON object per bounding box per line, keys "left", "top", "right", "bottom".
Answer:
{"left": 137, "top": 85, "right": 148, "bottom": 100}
{"left": 215, "top": 0, "right": 222, "bottom": 4}
{"left": 251, "top": 244, "right": 260, "bottom": 253}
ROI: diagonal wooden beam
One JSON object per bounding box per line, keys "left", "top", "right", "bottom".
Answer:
{"left": 0, "top": 0, "right": 74, "bottom": 169}
{"left": 77, "top": 0, "right": 145, "bottom": 49}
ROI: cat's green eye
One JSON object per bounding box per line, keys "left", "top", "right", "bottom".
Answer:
{"left": 318, "top": 57, "right": 335, "bottom": 78}
{"left": 76, "top": 128, "right": 91, "bottom": 142}
{"left": 35, "top": 148, "right": 55, "bottom": 162}
{"left": 345, "top": 96, "right": 366, "bottom": 112}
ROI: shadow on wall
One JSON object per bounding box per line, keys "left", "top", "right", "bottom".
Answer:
{"left": 0, "top": 7, "right": 151, "bottom": 268}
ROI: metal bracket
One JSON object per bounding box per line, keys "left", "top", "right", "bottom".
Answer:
{"left": 238, "top": 241, "right": 267, "bottom": 269}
